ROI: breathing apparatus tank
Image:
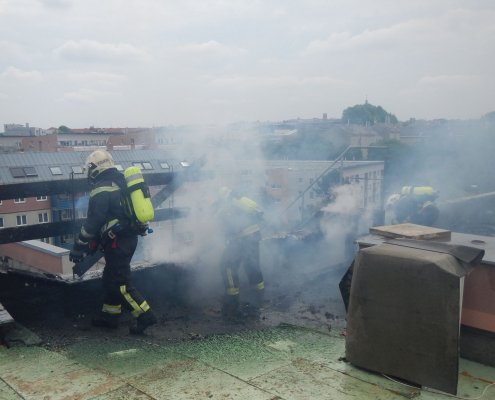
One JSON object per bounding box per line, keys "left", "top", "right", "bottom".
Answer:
{"left": 218, "top": 187, "right": 263, "bottom": 219}
{"left": 124, "top": 166, "right": 154, "bottom": 223}
{"left": 401, "top": 186, "right": 437, "bottom": 197}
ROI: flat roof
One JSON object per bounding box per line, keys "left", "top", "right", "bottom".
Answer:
{"left": 19, "top": 240, "right": 70, "bottom": 257}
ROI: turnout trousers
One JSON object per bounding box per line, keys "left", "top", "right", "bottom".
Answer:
{"left": 220, "top": 231, "right": 264, "bottom": 306}
{"left": 100, "top": 234, "right": 152, "bottom": 318}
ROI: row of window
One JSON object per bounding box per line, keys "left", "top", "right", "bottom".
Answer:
{"left": 9, "top": 161, "right": 172, "bottom": 178}
{"left": 0, "top": 212, "right": 49, "bottom": 228}
{"left": 0, "top": 196, "right": 48, "bottom": 205}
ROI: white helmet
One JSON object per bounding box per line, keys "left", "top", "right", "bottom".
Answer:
{"left": 84, "top": 150, "right": 115, "bottom": 179}
{"left": 386, "top": 194, "right": 401, "bottom": 210}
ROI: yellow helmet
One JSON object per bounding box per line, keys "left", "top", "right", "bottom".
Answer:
{"left": 84, "top": 150, "right": 115, "bottom": 179}
{"left": 218, "top": 187, "right": 232, "bottom": 200}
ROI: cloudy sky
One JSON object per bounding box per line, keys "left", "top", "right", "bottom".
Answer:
{"left": 0, "top": 0, "right": 494, "bottom": 128}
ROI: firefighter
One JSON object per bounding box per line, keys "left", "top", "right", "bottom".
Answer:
{"left": 392, "top": 186, "right": 439, "bottom": 227}
{"left": 69, "top": 150, "right": 157, "bottom": 334}
{"left": 212, "top": 187, "right": 265, "bottom": 317}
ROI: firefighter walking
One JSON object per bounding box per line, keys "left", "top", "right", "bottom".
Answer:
{"left": 212, "top": 187, "right": 265, "bottom": 317}
{"left": 69, "top": 150, "right": 158, "bottom": 334}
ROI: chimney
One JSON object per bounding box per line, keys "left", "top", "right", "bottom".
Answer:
{"left": 323, "top": 113, "right": 327, "bottom": 121}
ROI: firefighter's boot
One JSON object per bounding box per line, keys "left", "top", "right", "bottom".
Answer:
{"left": 92, "top": 314, "right": 119, "bottom": 329}
{"left": 129, "top": 310, "right": 158, "bottom": 334}
{"left": 221, "top": 295, "right": 242, "bottom": 319}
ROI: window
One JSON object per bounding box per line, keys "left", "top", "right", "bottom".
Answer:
{"left": 299, "top": 178, "right": 303, "bottom": 183}
{"left": 82, "top": 208, "right": 88, "bottom": 218}
{"left": 0, "top": 217, "right": 3, "bottom": 228}
{"left": 142, "top": 162, "right": 153, "bottom": 170}
{"left": 9, "top": 167, "right": 38, "bottom": 178}
{"left": 24, "top": 167, "right": 38, "bottom": 177}
{"left": 133, "top": 162, "right": 144, "bottom": 169}
{"left": 114, "top": 164, "right": 124, "bottom": 171}
{"left": 160, "top": 162, "right": 170, "bottom": 170}
{"left": 241, "top": 170, "right": 252, "bottom": 176}
{"left": 275, "top": 198, "right": 282, "bottom": 203}
{"left": 183, "top": 181, "right": 190, "bottom": 187}
{"left": 63, "top": 233, "right": 74, "bottom": 240}
{"left": 154, "top": 185, "right": 161, "bottom": 190}
{"left": 180, "top": 162, "right": 189, "bottom": 167}
{"left": 298, "top": 206, "right": 302, "bottom": 212}
{"left": 39, "top": 238, "right": 50, "bottom": 244}
{"left": 10, "top": 168, "right": 25, "bottom": 178}
{"left": 61, "top": 209, "right": 73, "bottom": 220}
{"left": 154, "top": 221, "right": 163, "bottom": 228}
{"left": 265, "top": 170, "right": 268, "bottom": 176}
{"left": 16, "top": 215, "right": 27, "bottom": 226}
{"left": 38, "top": 212, "right": 49, "bottom": 223}
{"left": 71, "top": 166, "right": 84, "bottom": 174}
{"left": 49, "top": 166, "right": 63, "bottom": 175}
{"left": 157, "top": 138, "right": 164, "bottom": 144}
{"left": 36, "top": 196, "right": 47, "bottom": 201}
{"left": 120, "top": 139, "right": 124, "bottom": 145}
{"left": 14, "top": 198, "right": 26, "bottom": 203}
{"left": 0, "top": 200, "right": 2, "bottom": 205}
{"left": 310, "top": 192, "right": 315, "bottom": 199}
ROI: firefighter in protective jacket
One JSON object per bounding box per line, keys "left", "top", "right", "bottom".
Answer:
{"left": 392, "top": 186, "right": 440, "bottom": 227}
{"left": 69, "top": 150, "right": 157, "bottom": 334}
{"left": 212, "top": 187, "right": 265, "bottom": 317}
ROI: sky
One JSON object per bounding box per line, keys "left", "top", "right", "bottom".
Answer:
{"left": 0, "top": 0, "right": 494, "bottom": 128}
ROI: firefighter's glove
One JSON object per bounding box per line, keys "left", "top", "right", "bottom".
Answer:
{"left": 69, "top": 243, "right": 86, "bottom": 263}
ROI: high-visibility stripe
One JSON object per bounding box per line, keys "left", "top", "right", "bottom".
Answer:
{"left": 90, "top": 186, "right": 120, "bottom": 197}
{"left": 227, "top": 287, "right": 240, "bottom": 296}
{"left": 237, "top": 224, "right": 260, "bottom": 238}
{"left": 120, "top": 285, "right": 149, "bottom": 318}
{"left": 227, "top": 268, "right": 235, "bottom": 288}
{"left": 252, "top": 281, "right": 264, "bottom": 291}
{"left": 102, "top": 304, "right": 121, "bottom": 314}
{"left": 80, "top": 226, "right": 94, "bottom": 238}
{"left": 125, "top": 173, "right": 143, "bottom": 183}
{"left": 76, "top": 238, "right": 88, "bottom": 245}
{"left": 100, "top": 219, "right": 119, "bottom": 234}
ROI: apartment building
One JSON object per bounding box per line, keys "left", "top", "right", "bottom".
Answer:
{"left": 0, "top": 197, "right": 52, "bottom": 244}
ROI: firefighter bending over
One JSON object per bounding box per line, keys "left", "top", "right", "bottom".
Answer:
{"left": 390, "top": 186, "right": 439, "bottom": 227}
{"left": 212, "top": 187, "right": 265, "bottom": 317}
{"left": 69, "top": 150, "right": 158, "bottom": 334}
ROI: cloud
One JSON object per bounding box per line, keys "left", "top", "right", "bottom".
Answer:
{"left": 179, "top": 40, "right": 248, "bottom": 57}
{"left": 67, "top": 71, "right": 127, "bottom": 87}
{"left": 304, "top": 8, "right": 495, "bottom": 55}
{"left": 0, "top": 66, "right": 42, "bottom": 82}
{"left": 38, "top": 0, "right": 71, "bottom": 9}
{"left": 54, "top": 40, "right": 148, "bottom": 63}
{"left": 59, "top": 88, "right": 121, "bottom": 102}
{"left": 416, "top": 74, "right": 484, "bottom": 87}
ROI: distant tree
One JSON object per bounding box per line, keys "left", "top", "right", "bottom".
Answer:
{"left": 481, "top": 111, "right": 495, "bottom": 123}
{"left": 312, "top": 169, "right": 341, "bottom": 197}
{"left": 342, "top": 103, "right": 398, "bottom": 125}
{"left": 58, "top": 125, "right": 71, "bottom": 133}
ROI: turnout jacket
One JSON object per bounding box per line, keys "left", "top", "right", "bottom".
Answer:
{"left": 77, "top": 168, "right": 130, "bottom": 246}
{"left": 212, "top": 198, "right": 261, "bottom": 240}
